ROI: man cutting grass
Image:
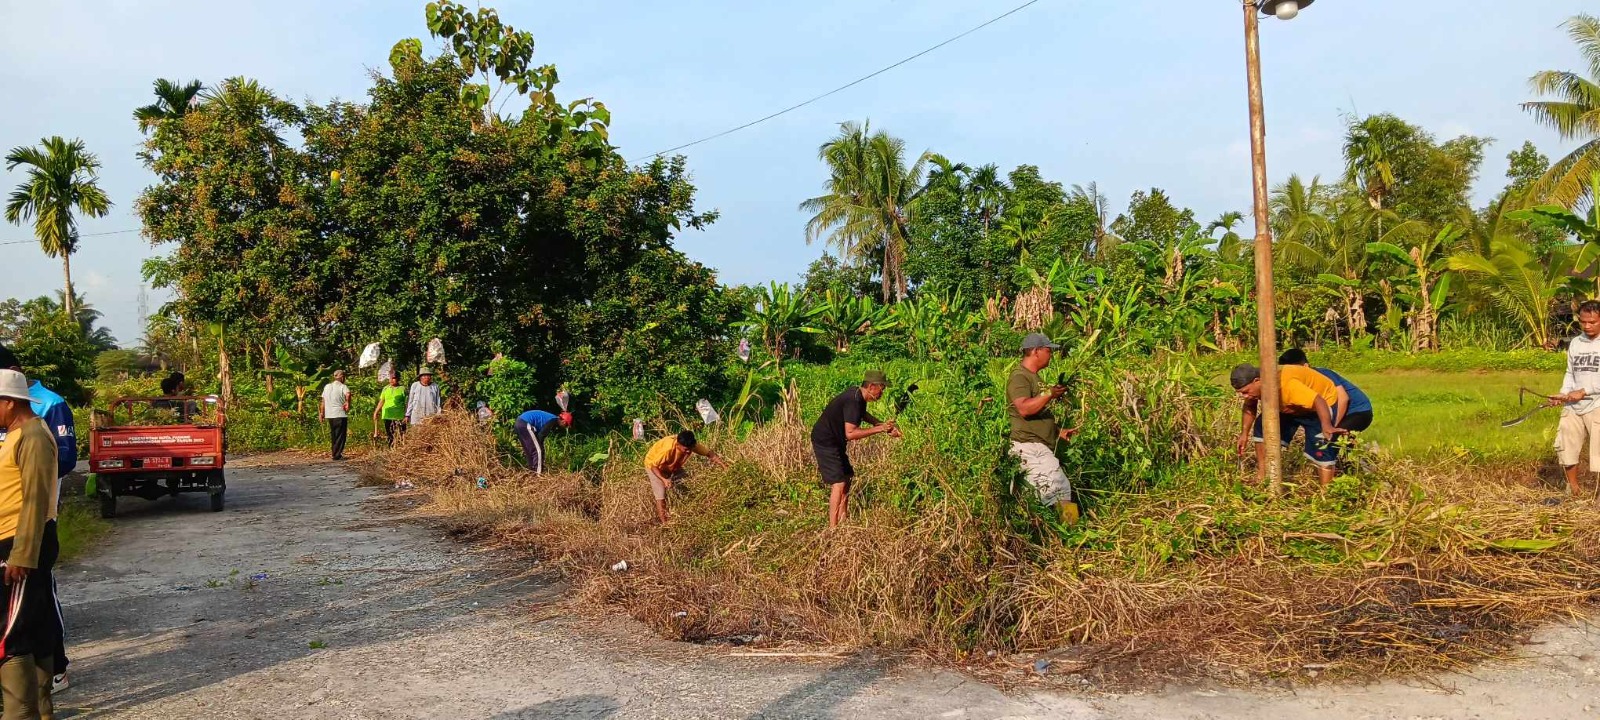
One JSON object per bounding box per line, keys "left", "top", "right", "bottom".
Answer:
{"left": 810, "top": 370, "right": 900, "bottom": 528}
{"left": 643, "top": 430, "right": 728, "bottom": 524}
{"left": 1551, "top": 299, "right": 1600, "bottom": 497}
{"left": 1231, "top": 363, "right": 1347, "bottom": 488}
{"left": 1006, "top": 333, "right": 1080, "bottom": 523}
{"left": 1277, "top": 348, "right": 1374, "bottom": 433}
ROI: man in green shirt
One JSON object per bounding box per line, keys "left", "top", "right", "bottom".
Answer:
{"left": 1006, "top": 333, "right": 1080, "bottom": 523}
{"left": 371, "top": 374, "right": 408, "bottom": 447}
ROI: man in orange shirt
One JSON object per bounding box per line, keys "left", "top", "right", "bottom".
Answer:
{"left": 1230, "top": 364, "right": 1347, "bottom": 487}
{"left": 644, "top": 430, "right": 728, "bottom": 523}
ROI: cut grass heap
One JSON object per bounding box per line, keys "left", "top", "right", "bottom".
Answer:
{"left": 365, "top": 363, "right": 1600, "bottom": 683}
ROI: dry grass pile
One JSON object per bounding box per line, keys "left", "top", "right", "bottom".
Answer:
{"left": 370, "top": 394, "right": 1600, "bottom": 684}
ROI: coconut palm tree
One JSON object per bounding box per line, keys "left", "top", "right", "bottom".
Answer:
{"left": 134, "top": 78, "right": 205, "bottom": 132}
{"left": 1448, "top": 237, "right": 1591, "bottom": 350}
{"left": 800, "top": 121, "right": 931, "bottom": 302}
{"left": 1522, "top": 14, "right": 1600, "bottom": 208}
{"left": 4, "top": 137, "right": 112, "bottom": 318}
{"left": 1205, "top": 211, "right": 1248, "bottom": 263}
{"left": 1069, "top": 182, "right": 1115, "bottom": 258}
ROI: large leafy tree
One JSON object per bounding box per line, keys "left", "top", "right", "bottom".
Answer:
{"left": 1522, "top": 13, "right": 1600, "bottom": 208}
{"left": 1342, "top": 114, "right": 1488, "bottom": 228}
{"left": 800, "top": 120, "right": 931, "bottom": 303}
{"left": 4, "top": 137, "right": 112, "bottom": 318}
{"left": 139, "top": 4, "right": 729, "bottom": 421}
{"left": 134, "top": 78, "right": 205, "bottom": 132}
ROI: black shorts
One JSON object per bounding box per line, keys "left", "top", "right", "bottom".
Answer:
{"left": 812, "top": 444, "right": 854, "bottom": 485}
{"left": 1339, "top": 410, "right": 1374, "bottom": 432}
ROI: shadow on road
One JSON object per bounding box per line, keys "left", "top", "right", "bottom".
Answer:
{"left": 488, "top": 694, "right": 621, "bottom": 719}
{"left": 745, "top": 654, "right": 896, "bottom": 720}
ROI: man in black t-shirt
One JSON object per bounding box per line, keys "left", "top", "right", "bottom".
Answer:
{"left": 810, "top": 369, "right": 900, "bottom": 527}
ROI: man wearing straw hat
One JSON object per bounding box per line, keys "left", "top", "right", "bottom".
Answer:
{"left": 810, "top": 369, "right": 900, "bottom": 528}
{"left": 0, "top": 367, "right": 62, "bottom": 718}
{"left": 1007, "top": 333, "right": 1080, "bottom": 524}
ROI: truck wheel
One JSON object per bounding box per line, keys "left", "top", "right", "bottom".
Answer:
{"left": 99, "top": 493, "right": 116, "bottom": 519}
{"left": 208, "top": 471, "right": 225, "bottom": 512}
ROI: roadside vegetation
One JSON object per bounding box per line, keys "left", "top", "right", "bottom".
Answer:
{"left": 6, "top": 0, "right": 1600, "bottom": 684}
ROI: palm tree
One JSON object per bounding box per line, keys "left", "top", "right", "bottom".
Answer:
{"left": 1205, "top": 211, "right": 1248, "bottom": 262}
{"left": 4, "top": 137, "right": 112, "bottom": 318}
{"left": 800, "top": 121, "right": 931, "bottom": 302}
{"left": 965, "top": 163, "right": 1008, "bottom": 236}
{"left": 1069, "top": 182, "right": 1115, "bottom": 258}
{"left": 1448, "top": 237, "right": 1589, "bottom": 350}
{"left": 1343, "top": 116, "right": 1397, "bottom": 212}
{"left": 1522, "top": 14, "right": 1600, "bottom": 208}
{"left": 1509, "top": 170, "right": 1600, "bottom": 296}
{"left": 134, "top": 78, "right": 205, "bottom": 132}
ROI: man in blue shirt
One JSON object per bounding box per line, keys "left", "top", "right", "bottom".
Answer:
{"left": 1279, "top": 349, "right": 1373, "bottom": 432}
{"left": 0, "top": 344, "right": 74, "bottom": 693}
{"left": 514, "top": 409, "right": 572, "bottom": 474}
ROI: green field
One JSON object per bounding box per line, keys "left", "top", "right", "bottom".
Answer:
{"left": 1345, "top": 369, "right": 1558, "bottom": 461}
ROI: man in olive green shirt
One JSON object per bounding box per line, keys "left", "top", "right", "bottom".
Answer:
{"left": 1006, "top": 333, "right": 1079, "bottom": 523}
{"left": 0, "top": 369, "right": 59, "bottom": 718}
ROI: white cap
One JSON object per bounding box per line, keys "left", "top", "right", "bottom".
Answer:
{"left": 0, "top": 369, "right": 28, "bottom": 401}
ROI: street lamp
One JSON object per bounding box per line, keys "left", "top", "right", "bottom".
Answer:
{"left": 1242, "top": 0, "right": 1311, "bottom": 494}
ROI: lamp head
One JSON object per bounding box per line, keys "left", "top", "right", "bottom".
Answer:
{"left": 1257, "top": 0, "right": 1312, "bottom": 20}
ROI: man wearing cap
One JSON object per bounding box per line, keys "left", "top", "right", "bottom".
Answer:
{"left": 514, "top": 408, "right": 572, "bottom": 474}
{"left": 0, "top": 368, "right": 62, "bottom": 717}
{"left": 1007, "top": 333, "right": 1081, "bottom": 523}
{"left": 644, "top": 430, "right": 729, "bottom": 524}
{"left": 405, "top": 368, "right": 442, "bottom": 427}
{"left": 0, "top": 345, "right": 73, "bottom": 694}
{"left": 1230, "top": 363, "right": 1346, "bottom": 488}
{"left": 318, "top": 370, "right": 352, "bottom": 461}
{"left": 810, "top": 370, "right": 900, "bottom": 528}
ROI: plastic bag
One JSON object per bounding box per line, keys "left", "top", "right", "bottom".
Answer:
{"left": 737, "top": 339, "right": 751, "bottom": 363}
{"left": 695, "top": 399, "right": 720, "bottom": 425}
{"left": 555, "top": 389, "right": 571, "bottom": 413}
{"left": 358, "top": 342, "right": 381, "bottom": 369}
{"left": 476, "top": 402, "right": 493, "bottom": 423}
{"left": 377, "top": 360, "right": 394, "bottom": 382}
{"left": 425, "top": 338, "right": 447, "bottom": 365}
{"left": 632, "top": 418, "right": 644, "bottom": 441}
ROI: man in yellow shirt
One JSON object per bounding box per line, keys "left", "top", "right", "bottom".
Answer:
{"left": 0, "top": 369, "right": 59, "bottom": 718}
{"left": 1230, "top": 363, "right": 1347, "bottom": 488}
{"left": 643, "top": 430, "right": 727, "bottom": 524}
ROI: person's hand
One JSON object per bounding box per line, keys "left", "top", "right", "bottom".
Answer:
{"left": 4, "top": 565, "right": 29, "bottom": 585}
{"left": 1048, "top": 384, "right": 1067, "bottom": 400}
{"left": 1235, "top": 433, "right": 1250, "bottom": 457}
{"left": 1058, "top": 427, "right": 1078, "bottom": 442}
{"left": 371, "top": 430, "right": 381, "bottom": 439}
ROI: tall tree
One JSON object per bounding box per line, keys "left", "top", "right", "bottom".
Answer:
{"left": 134, "top": 78, "right": 206, "bottom": 132}
{"left": 1342, "top": 114, "right": 1488, "bottom": 228}
{"left": 4, "top": 136, "right": 112, "bottom": 318}
{"left": 1522, "top": 13, "right": 1600, "bottom": 207}
{"left": 800, "top": 121, "right": 931, "bottom": 302}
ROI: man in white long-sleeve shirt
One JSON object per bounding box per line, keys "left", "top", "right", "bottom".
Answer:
{"left": 405, "top": 368, "right": 442, "bottom": 427}
{"left": 1553, "top": 300, "right": 1600, "bottom": 497}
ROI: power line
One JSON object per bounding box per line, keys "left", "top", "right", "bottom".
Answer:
{"left": 628, "top": 0, "right": 1045, "bottom": 162}
{"left": 0, "top": 228, "right": 141, "bottom": 247}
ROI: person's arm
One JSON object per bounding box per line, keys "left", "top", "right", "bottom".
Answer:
{"left": 694, "top": 443, "right": 730, "bottom": 468}
{"left": 318, "top": 393, "right": 326, "bottom": 418}
{"left": 844, "top": 422, "right": 893, "bottom": 441}
{"left": 342, "top": 388, "right": 350, "bottom": 414}
{"left": 1237, "top": 397, "right": 1259, "bottom": 456}
{"left": 1313, "top": 395, "right": 1340, "bottom": 438}
{"left": 7, "top": 430, "right": 55, "bottom": 575}
{"left": 1333, "top": 385, "right": 1350, "bottom": 427}
{"left": 1560, "top": 353, "right": 1582, "bottom": 405}
{"left": 405, "top": 389, "right": 417, "bottom": 424}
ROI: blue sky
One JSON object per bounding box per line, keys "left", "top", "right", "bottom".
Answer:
{"left": 0, "top": 0, "right": 1591, "bottom": 343}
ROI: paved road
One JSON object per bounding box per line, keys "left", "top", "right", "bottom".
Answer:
{"left": 53, "top": 454, "right": 1600, "bottom": 719}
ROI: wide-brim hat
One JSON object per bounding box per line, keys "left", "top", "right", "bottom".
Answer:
{"left": 418, "top": 366, "right": 435, "bottom": 376}
{"left": 863, "top": 369, "right": 889, "bottom": 386}
{"left": 0, "top": 369, "right": 29, "bottom": 401}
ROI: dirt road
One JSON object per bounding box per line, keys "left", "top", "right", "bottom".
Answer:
{"left": 56, "top": 454, "right": 1600, "bottom": 719}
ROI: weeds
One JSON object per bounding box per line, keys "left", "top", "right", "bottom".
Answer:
{"left": 367, "top": 358, "right": 1600, "bottom": 684}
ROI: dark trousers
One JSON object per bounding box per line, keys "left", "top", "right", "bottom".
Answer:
{"left": 328, "top": 418, "right": 348, "bottom": 459}
{"left": 383, "top": 419, "right": 403, "bottom": 446}
{"left": 514, "top": 419, "right": 545, "bottom": 474}
{"left": 0, "top": 521, "right": 60, "bottom": 661}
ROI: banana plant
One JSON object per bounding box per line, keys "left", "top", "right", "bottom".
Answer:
{"left": 733, "top": 282, "right": 822, "bottom": 360}
{"left": 1367, "top": 224, "right": 1463, "bottom": 352}
{"left": 258, "top": 345, "right": 333, "bottom": 415}
{"left": 815, "top": 291, "right": 896, "bottom": 353}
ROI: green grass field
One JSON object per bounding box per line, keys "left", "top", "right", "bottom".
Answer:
{"left": 1345, "top": 369, "right": 1559, "bottom": 461}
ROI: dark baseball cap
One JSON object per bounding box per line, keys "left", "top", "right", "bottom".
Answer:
{"left": 1021, "top": 333, "right": 1060, "bottom": 351}
{"left": 1229, "top": 364, "right": 1262, "bottom": 390}
{"left": 863, "top": 369, "right": 888, "bottom": 386}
